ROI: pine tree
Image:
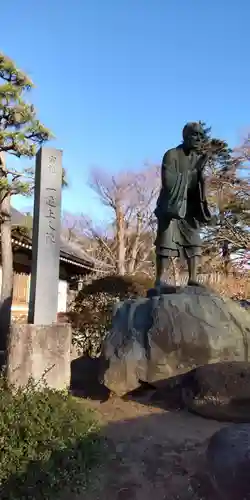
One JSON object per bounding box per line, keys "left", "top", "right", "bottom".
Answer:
{"left": 0, "top": 53, "right": 52, "bottom": 348}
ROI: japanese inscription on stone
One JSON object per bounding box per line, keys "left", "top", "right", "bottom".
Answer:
{"left": 45, "top": 188, "right": 57, "bottom": 244}
{"left": 28, "top": 148, "right": 63, "bottom": 325}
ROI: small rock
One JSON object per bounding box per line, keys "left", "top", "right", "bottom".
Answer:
{"left": 238, "top": 299, "right": 250, "bottom": 310}
{"left": 207, "top": 424, "right": 250, "bottom": 499}
{"left": 182, "top": 361, "right": 250, "bottom": 422}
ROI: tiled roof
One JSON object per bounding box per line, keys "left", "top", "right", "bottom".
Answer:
{"left": 10, "top": 207, "right": 95, "bottom": 270}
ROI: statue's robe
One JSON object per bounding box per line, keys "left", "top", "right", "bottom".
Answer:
{"left": 155, "top": 145, "right": 211, "bottom": 260}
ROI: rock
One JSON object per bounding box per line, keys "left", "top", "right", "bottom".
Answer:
{"left": 101, "top": 286, "right": 250, "bottom": 396}
{"left": 181, "top": 361, "right": 250, "bottom": 421}
{"left": 207, "top": 424, "right": 250, "bottom": 499}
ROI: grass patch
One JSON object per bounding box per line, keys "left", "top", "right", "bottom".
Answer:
{"left": 0, "top": 376, "right": 101, "bottom": 499}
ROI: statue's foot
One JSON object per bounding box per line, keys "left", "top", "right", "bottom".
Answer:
{"left": 146, "top": 280, "right": 164, "bottom": 298}
{"left": 154, "top": 279, "right": 165, "bottom": 294}
{"left": 187, "top": 279, "right": 202, "bottom": 287}
{"left": 155, "top": 285, "right": 164, "bottom": 296}
{"left": 146, "top": 280, "right": 163, "bottom": 298}
{"left": 148, "top": 280, "right": 177, "bottom": 297}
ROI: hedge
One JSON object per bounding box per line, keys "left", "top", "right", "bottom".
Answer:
{"left": 0, "top": 376, "right": 100, "bottom": 499}
{"left": 70, "top": 274, "right": 153, "bottom": 357}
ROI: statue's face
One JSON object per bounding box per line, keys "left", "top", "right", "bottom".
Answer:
{"left": 183, "top": 123, "right": 204, "bottom": 151}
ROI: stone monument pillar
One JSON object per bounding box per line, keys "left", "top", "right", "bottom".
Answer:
{"left": 7, "top": 148, "right": 72, "bottom": 391}
{"left": 28, "top": 148, "right": 62, "bottom": 324}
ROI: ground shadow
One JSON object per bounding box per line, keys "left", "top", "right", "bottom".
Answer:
{"left": 70, "top": 353, "right": 185, "bottom": 410}
{"left": 87, "top": 410, "right": 222, "bottom": 500}
{"left": 0, "top": 408, "right": 224, "bottom": 500}
{"left": 70, "top": 355, "right": 250, "bottom": 424}
{"left": 125, "top": 363, "right": 250, "bottom": 423}
{"left": 124, "top": 376, "right": 187, "bottom": 411}
{"left": 70, "top": 355, "right": 110, "bottom": 402}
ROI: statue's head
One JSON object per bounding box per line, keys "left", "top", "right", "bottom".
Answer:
{"left": 182, "top": 122, "right": 204, "bottom": 151}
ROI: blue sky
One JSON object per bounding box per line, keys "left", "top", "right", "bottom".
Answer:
{"left": 1, "top": 0, "right": 249, "bottom": 219}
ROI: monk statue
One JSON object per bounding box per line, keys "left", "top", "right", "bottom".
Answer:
{"left": 154, "top": 122, "right": 211, "bottom": 289}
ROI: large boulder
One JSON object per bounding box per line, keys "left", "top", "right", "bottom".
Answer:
{"left": 207, "top": 424, "right": 250, "bottom": 499}
{"left": 101, "top": 285, "right": 250, "bottom": 396}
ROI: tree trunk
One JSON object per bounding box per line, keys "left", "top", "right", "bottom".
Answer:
{"left": 127, "top": 214, "right": 141, "bottom": 275}
{"left": 0, "top": 153, "right": 13, "bottom": 352}
{"left": 115, "top": 203, "right": 126, "bottom": 275}
{"left": 222, "top": 240, "right": 230, "bottom": 276}
{"left": 127, "top": 244, "right": 138, "bottom": 274}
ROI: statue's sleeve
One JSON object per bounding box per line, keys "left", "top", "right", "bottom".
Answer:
{"left": 160, "top": 150, "right": 188, "bottom": 219}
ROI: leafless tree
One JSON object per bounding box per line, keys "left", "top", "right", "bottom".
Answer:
{"left": 63, "top": 164, "right": 160, "bottom": 276}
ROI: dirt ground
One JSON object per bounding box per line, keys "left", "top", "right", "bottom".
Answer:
{"left": 78, "top": 388, "right": 226, "bottom": 500}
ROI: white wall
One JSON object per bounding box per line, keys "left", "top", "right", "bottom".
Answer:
{"left": 57, "top": 280, "right": 68, "bottom": 313}
{"left": 4, "top": 268, "right": 68, "bottom": 314}
{"left": 27, "top": 275, "right": 68, "bottom": 312}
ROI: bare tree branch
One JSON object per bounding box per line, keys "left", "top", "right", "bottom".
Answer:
{"left": 64, "top": 164, "right": 160, "bottom": 276}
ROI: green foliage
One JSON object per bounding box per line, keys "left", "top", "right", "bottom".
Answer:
{"left": 192, "top": 121, "right": 250, "bottom": 267}
{"left": 203, "top": 134, "right": 250, "bottom": 263}
{"left": 0, "top": 53, "right": 52, "bottom": 156}
{"left": 62, "top": 167, "right": 68, "bottom": 187}
{"left": 69, "top": 274, "right": 154, "bottom": 357}
{"left": 0, "top": 52, "right": 53, "bottom": 197}
{"left": 0, "top": 376, "right": 100, "bottom": 499}
{"left": 197, "top": 121, "right": 232, "bottom": 168}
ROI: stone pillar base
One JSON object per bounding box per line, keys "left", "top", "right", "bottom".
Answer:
{"left": 7, "top": 323, "right": 72, "bottom": 391}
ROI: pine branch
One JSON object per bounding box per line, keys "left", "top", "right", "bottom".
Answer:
{"left": 0, "top": 52, "right": 54, "bottom": 199}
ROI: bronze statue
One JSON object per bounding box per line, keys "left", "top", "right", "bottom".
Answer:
{"left": 154, "top": 122, "right": 211, "bottom": 288}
